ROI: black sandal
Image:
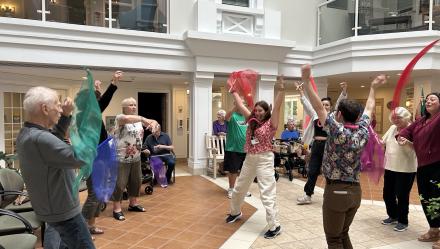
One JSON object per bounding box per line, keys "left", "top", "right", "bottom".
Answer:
{"left": 113, "top": 211, "right": 125, "bottom": 221}
{"left": 128, "top": 205, "right": 146, "bottom": 212}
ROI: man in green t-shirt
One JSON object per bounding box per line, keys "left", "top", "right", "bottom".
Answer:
{"left": 224, "top": 104, "right": 250, "bottom": 199}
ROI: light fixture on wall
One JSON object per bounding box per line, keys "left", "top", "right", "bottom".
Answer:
{"left": 186, "top": 89, "right": 190, "bottom": 95}
{"left": 0, "top": 5, "right": 16, "bottom": 15}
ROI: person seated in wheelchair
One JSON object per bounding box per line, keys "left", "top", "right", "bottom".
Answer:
{"left": 143, "top": 124, "right": 175, "bottom": 184}
{"left": 274, "top": 119, "right": 304, "bottom": 180}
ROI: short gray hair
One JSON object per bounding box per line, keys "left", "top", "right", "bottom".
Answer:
{"left": 389, "top": 106, "right": 412, "bottom": 123}
{"left": 121, "top": 97, "right": 136, "bottom": 107}
{"left": 23, "top": 86, "right": 58, "bottom": 116}
{"left": 217, "top": 109, "right": 226, "bottom": 117}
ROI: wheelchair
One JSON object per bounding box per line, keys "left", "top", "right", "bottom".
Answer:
{"left": 273, "top": 139, "right": 307, "bottom": 181}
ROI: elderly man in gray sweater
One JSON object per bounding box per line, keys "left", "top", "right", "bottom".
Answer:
{"left": 16, "top": 86, "right": 95, "bottom": 249}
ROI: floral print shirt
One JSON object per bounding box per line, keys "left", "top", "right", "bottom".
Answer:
{"left": 114, "top": 114, "right": 144, "bottom": 163}
{"left": 322, "top": 113, "right": 370, "bottom": 182}
{"left": 244, "top": 119, "right": 276, "bottom": 154}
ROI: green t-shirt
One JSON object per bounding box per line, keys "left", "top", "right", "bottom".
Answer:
{"left": 225, "top": 112, "right": 247, "bottom": 153}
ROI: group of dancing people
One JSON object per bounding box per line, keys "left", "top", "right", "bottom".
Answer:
{"left": 11, "top": 63, "right": 440, "bottom": 249}
{"left": 223, "top": 64, "right": 440, "bottom": 249}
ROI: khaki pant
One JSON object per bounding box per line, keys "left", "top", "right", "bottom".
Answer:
{"left": 230, "top": 151, "right": 280, "bottom": 230}
{"left": 111, "top": 161, "right": 142, "bottom": 201}
{"left": 322, "top": 182, "right": 361, "bottom": 249}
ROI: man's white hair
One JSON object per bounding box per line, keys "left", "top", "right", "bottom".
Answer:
{"left": 23, "top": 86, "right": 58, "bottom": 116}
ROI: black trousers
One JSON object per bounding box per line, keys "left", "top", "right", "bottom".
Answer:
{"left": 417, "top": 161, "right": 440, "bottom": 228}
{"left": 383, "top": 169, "right": 416, "bottom": 225}
{"left": 304, "top": 140, "right": 326, "bottom": 196}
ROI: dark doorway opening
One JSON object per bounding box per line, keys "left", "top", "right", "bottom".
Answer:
{"left": 138, "top": 92, "right": 167, "bottom": 140}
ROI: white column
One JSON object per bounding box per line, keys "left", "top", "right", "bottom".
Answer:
{"left": 413, "top": 76, "right": 440, "bottom": 114}
{"left": 188, "top": 72, "right": 214, "bottom": 175}
{"left": 313, "top": 78, "right": 329, "bottom": 99}
{"left": 256, "top": 75, "right": 277, "bottom": 106}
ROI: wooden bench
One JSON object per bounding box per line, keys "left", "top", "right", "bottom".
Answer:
{"left": 205, "top": 133, "right": 226, "bottom": 179}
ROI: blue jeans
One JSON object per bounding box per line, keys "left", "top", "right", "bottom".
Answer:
{"left": 45, "top": 213, "right": 95, "bottom": 249}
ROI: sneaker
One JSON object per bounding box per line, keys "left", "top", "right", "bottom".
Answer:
{"left": 227, "top": 188, "right": 233, "bottom": 199}
{"left": 264, "top": 226, "right": 281, "bottom": 239}
{"left": 225, "top": 212, "right": 242, "bottom": 223}
{"left": 394, "top": 223, "right": 408, "bottom": 232}
{"left": 246, "top": 192, "right": 252, "bottom": 197}
{"left": 381, "top": 217, "right": 398, "bottom": 225}
{"left": 296, "top": 195, "right": 312, "bottom": 205}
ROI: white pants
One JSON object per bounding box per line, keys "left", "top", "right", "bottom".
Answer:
{"left": 230, "top": 151, "right": 280, "bottom": 230}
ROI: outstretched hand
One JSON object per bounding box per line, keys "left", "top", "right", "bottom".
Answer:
{"left": 277, "top": 75, "right": 285, "bottom": 90}
{"left": 62, "top": 97, "right": 74, "bottom": 116}
{"left": 340, "top": 82, "right": 348, "bottom": 93}
{"left": 371, "top": 74, "right": 387, "bottom": 89}
{"left": 301, "top": 64, "right": 311, "bottom": 82}
{"left": 112, "top": 71, "right": 124, "bottom": 84}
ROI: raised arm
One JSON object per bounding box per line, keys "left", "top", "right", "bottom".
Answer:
{"left": 295, "top": 81, "right": 317, "bottom": 118}
{"left": 52, "top": 97, "right": 73, "bottom": 140}
{"left": 225, "top": 105, "right": 237, "bottom": 122}
{"left": 334, "top": 82, "right": 348, "bottom": 111}
{"left": 231, "top": 92, "right": 251, "bottom": 119}
{"left": 117, "top": 114, "right": 158, "bottom": 130}
{"left": 301, "top": 65, "right": 327, "bottom": 125}
{"left": 364, "top": 75, "right": 387, "bottom": 119}
{"left": 270, "top": 76, "right": 286, "bottom": 130}
{"left": 99, "top": 71, "right": 122, "bottom": 112}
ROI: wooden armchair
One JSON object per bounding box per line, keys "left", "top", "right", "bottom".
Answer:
{"left": 205, "top": 134, "right": 226, "bottom": 179}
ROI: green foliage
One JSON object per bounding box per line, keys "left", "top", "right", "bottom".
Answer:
{"left": 420, "top": 183, "right": 440, "bottom": 219}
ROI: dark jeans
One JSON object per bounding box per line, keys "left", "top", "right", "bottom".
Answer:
{"left": 383, "top": 169, "right": 416, "bottom": 225}
{"left": 81, "top": 177, "right": 101, "bottom": 221}
{"left": 418, "top": 161, "right": 440, "bottom": 228}
{"left": 323, "top": 182, "right": 361, "bottom": 249}
{"left": 157, "top": 155, "right": 175, "bottom": 183}
{"left": 46, "top": 213, "right": 95, "bottom": 249}
{"left": 304, "top": 140, "right": 326, "bottom": 196}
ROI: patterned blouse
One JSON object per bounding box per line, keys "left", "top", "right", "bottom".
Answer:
{"left": 244, "top": 119, "right": 276, "bottom": 154}
{"left": 322, "top": 113, "right": 370, "bottom": 182}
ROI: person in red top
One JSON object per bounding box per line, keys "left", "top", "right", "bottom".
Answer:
{"left": 397, "top": 92, "right": 440, "bottom": 247}
{"left": 225, "top": 76, "right": 285, "bottom": 239}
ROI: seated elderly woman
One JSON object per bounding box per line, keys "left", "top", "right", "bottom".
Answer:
{"left": 213, "top": 109, "right": 228, "bottom": 136}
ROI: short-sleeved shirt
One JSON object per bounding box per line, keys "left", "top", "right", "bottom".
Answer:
{"left": 144, "top": 132, "right": 173, "bottom": 156}
{"left": 225, "top": 112, "right": 247, "bottom": 153}
{"left": 322, "top": 113, "right": 370, "bottom": 182}
{"left": 213, "top": 120, "right": 228, "bottom": 135}
{"left": 382, "top": 125, "right": 417, "bottom": 173}
{"left": 244, "top": 119, "right": 276, "bottom": 154}
{"left": 281, "top": 130, "right": 300, "bottom": 141}
{"left": 114, "top": 114, "right": 144, "bottom": 163}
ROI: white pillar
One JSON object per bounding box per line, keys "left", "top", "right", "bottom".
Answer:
{"left": 256, "top": 75, "right": 277, "bottom": 106}
{"left": 188, "top": 72, "right": 214, "bottom": 175}
{"left": 313, "top": 78, "right": 329, "bottom": 99}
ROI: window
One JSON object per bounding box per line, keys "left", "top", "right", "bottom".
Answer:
{"left": 3, "top": 92, "right": 25, "bottom": 168}
{"left": 222, "top": 0, "right": 249, "bottom": 7}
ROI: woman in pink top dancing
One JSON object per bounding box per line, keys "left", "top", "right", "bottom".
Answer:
{"left": 225, "top": 76, "right": 285, "bottom": 239}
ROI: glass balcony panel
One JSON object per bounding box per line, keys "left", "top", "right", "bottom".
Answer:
{"left": 432, "top": 1, "right": 440, "bottom": 30}
{"left": 46, "top": 0, "right": 105, "bottom": 27}
{"left": 222, "top": 0, "right": 249, "bottom": 7}
{"left": 319, "top": 0, "right": 355, "bottom": 45}
{"left": 358, "top": 0, "right": 426, "bottom": 36}
{"left": 0, "top": 0, "right": 42, "bottom": 20}
{"left": 114, "top": 0, "right": 167, "bottom": 33}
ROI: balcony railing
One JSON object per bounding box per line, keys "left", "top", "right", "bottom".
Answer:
{"left": 0, "top": 0, "right": 168, "bottom": 33}
{"left": 318, "top": 0, "right": 440, "bottom": 46}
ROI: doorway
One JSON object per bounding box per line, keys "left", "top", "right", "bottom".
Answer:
{"left": 138, "top": 92, "right": 167, "bottom": 139}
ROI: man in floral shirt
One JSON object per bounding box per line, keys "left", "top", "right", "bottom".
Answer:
{"left": 301, "top": 64, "right": 387, "bottom": 249}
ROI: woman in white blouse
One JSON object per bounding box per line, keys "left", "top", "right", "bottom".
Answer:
{"left": 381, "top": 107, "right": 417, "bottom": 232}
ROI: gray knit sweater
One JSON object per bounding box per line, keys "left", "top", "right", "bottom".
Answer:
{"left": 16, "top": 117, "right": 85, "bottom": 222}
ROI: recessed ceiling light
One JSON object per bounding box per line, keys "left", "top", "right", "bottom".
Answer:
{"left": 184, "top": 81, "right": 188, "bottom": 85}
{"left": 360, "top": 85, "right": 365, "bottom": 88}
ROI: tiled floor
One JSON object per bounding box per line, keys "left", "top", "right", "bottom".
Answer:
{"left": 35, "top": 174, "right": 256, "bottom": 249}
{"left": 32, "top": 163, "right": 432, "bottom": 249}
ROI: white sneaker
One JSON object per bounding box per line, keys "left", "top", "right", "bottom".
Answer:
{"left": 227, "top": 188, "right": 233, "bottom": 199}
{"left": 296, "top": 194, "right": 312, "bottom": 205}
